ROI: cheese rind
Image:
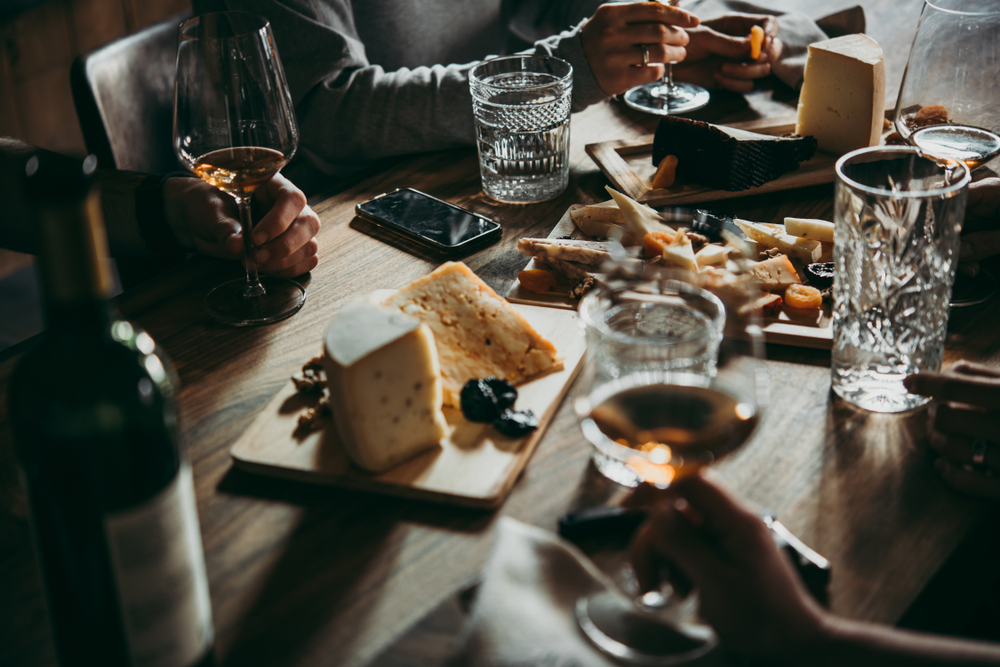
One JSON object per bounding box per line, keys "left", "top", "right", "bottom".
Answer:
{"left": 795, "top": 34, "right": 886, "bottom": 156}
{"left": 323, "top": 300, "right": 448, "bottom": 473}
{"left": 382, "top": 262, "right": 562, "bottom": 406}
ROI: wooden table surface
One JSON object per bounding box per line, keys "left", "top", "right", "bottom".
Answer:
{"left": 4, "top": 1, "right": 1000, "bottom": 665}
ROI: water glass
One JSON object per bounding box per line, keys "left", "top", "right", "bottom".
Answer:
{"left": 469, "top": 55, "right": 572, "bottom": 204}
{"left": 832, "top": 146, "right": 970, "bottom": 413}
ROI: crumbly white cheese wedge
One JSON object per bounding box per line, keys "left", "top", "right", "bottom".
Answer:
{"left": 796, "top": 34, "right": 886, "bottom": 156}
{"left": 749, "top": 255, "right": 802, "bottom": 291}
{"left": 694, "top": 243, "right": 730, "bottom": 268}
{"left": 785, "top": 217, "right": 834, "bottom": 243}
{"left": 323, "top": 300, "right": 448, "bottom": 473}
{"left": 382, "top": 262, "right": 562, "bottom": 406}
{"left": 661, "top": 230, "right": 698, "bottom": 272}
{"left": 517, "top": 237, "right": 611, "bottom": 268}
{"left": 605, "top": 186, "right": 675, "bottom": 243}
{"left": 735, "top": 219, "right": 822, "bottom": 264}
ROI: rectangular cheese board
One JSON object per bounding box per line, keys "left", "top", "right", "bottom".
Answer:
{"left": 506, "top": 206, "right": 833, "bottom": 350}
{"left": 586, "top": 110, "right": 894, "bottom": 207}
{"left": 230, "top": 301, "right": 586, "bottom": 509}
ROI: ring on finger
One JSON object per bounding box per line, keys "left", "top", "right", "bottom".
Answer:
{"left": 972, "top": 438, "right": 990, "bottom": 467}
{"left": 639, "top": 44, "right": 650, "bottom": 67}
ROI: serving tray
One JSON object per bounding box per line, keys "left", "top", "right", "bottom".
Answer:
{"left": 230, "top": 299, "right": 586, "bottom": 509}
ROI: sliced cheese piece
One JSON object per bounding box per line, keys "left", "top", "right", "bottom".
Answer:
{"left": 749, "top": 255, "right": 802, "bottom": 292}
{"left": 517, "top": 237, "right": 611, "bottom": 268}
{"left": 570, "top": 201, "right": 628, "bottom": 240}
{"left": 735, "top": 219, "right": 822, "bottom": 264}
{"left": 694, "top": 243, "right": 730, "bottom": 268}
{"left": 382, "top": 262, "right": 562, "bottom": 406}
{"left": 785, "top": 217, "right": 834, "bottom": 243}
{"left": 661, "top": 230, "right": 698, "bottom": 272}
{"left": 323, "top": 300, "right": 448, "bottom": 473}
{"left": 796, "top": 34, "right": 886, "bottom": 156}
{"left": 605, "top": 186, "right": 675, "bottom": 245}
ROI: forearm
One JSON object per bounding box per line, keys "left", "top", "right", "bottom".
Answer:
{"left": 807, "top": 616, "right": 1000, "bottom": 666}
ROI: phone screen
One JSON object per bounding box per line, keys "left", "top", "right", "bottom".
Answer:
{"left": 356, "top": 188, "right": 500, "bottom": 250}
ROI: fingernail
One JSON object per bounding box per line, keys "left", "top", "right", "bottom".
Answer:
{"left": 256, "top": 248, "right": 270, "bottom": 264}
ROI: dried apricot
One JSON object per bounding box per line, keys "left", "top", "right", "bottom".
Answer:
{"left": 749, "top": 25, "right": 765, "bottom": 60}
{"left": 651, "top": 154, "right": 679, "bottom": 189}
{"left": 913, "top": 104, "right": 950, "bottom": 127}
{"left": 642, "top": 231, "right": 674, "bottom": 259}
{"left": 784, "top": 284, "right": 823, "bottom": 310}
{"left": 517, "top": 269, "right": 557, "bottom": 293}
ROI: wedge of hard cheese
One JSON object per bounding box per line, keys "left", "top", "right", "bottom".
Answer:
{"left": 735, "top": 219, "right": 822, "bottom": 264}
{"left": 323, "top": 300, "right": 449, "bottom": 473}
{"left": 382, "top": 262, "right": 563, "bottom": 406}
{"left": 796, "top": 34, "right": 886, "bottom": 155}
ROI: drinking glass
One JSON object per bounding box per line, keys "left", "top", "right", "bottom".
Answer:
{"left": 573, "top": 258, "right": 767, "bottom": 664}
{"left": 893, "top": 0, "right": 1000, "bottom": 306}
{"left": 622, "top": 0, "right": 710, "bottom": 116}
{"left": 470, "top": 55, "right": 573, "bottom": 204}
{"left": 174, "top": 12, "right": 304, "bottom": 325}
{"left": 832, "top": 146, "right": 970, "bottom": 413}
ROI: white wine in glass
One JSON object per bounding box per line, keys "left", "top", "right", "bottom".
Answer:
{"left": 174, "top": 12, "right": 304, "bottom": 325}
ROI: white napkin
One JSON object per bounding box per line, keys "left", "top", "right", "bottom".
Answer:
{"left": 445, "top": 518, "right": 728, "bottom": 667}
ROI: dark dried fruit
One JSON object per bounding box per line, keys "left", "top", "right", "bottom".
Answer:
{"left": 493, "top": 409, "right": 538, "bottom": 437}
{"left": 484, "top": 377, "right": 517, "bottom": 411}
{"left": 461, "top": 379, "right": 501, "bottom": 422}
{"left": 805, "top": 262, "right": 835, "bottom": 289}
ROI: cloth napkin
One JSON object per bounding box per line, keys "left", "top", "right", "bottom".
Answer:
{"left": 445, "top": 518, "right": 729, "bottom": 667}
{"left": 684, "top": 0, "right": 868, "bottom": 90}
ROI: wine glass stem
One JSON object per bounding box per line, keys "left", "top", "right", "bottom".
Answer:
{"left": 665, "top": 62, "right": 675, "bottom": 90}
{"left": 236, "top": 195, "right": 266, "bottom": 298}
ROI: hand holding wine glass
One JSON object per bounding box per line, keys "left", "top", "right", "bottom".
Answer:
{"left": 173, "top": 11, "right": 304, "bottom": 325}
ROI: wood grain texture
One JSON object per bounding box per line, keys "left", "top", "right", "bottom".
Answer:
{"left": 230, "top": 302, "right": 587, "bottom": 508}
{"left": 3, "top": 2, "right": 997, "bottom": 666}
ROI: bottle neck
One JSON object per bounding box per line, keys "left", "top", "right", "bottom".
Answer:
{"left": 35, "top": 190, "right": 115, "bottom": 333}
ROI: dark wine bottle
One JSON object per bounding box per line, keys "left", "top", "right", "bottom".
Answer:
{"left": 9, "top": 155, "right": 215, "bottom": 667}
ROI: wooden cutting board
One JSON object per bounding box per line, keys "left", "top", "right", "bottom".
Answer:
{"left": 506, "top": 207, "right": 833, "bottom": 350}
{"left": 230, "top": 301, "right": 587, "bottom": 509}
{"left": 586, "top": 110, "right": 895, "bottom": 207}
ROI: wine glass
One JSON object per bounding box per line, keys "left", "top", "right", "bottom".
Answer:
{"left": 893, "top": 0, "right": 1000, "bottom": 306}
{"left": 622, "top": 0, "right": 710, "bottom": 116}
{"left": 173, "top": 12, "right": 305, "bottom": 325}
{"left": 573, "top": 255, "right": 766, "bottom": 664}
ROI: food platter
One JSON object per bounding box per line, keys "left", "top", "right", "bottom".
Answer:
{"left": 506, "top": 206, "right": 833, "bottom": 350}
{"left": 586, "top": 110, "right": 895, "bottom": 207}
{"left": 230, "top": 298, "right": 587, "bottom": 508}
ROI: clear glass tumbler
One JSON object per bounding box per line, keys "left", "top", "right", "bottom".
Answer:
{"left": 832, "top": 146, "right": 970, "bottom": 413}
{"left": 469, "top": 55, "right": 573, "bottom": 204}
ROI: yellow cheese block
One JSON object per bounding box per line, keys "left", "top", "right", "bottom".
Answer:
{"left": 796, "top": 34, "right": 886, "bottom": 156}
{"left": 382, "top": 262, "right": 563, "bottom": 406}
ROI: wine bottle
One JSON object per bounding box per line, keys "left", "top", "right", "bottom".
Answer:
{"left": 9, "top": 155, "right": 215, "bottom": 667}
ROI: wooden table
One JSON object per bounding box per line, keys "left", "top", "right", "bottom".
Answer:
{"left": 3, "top": 1, "right": 1000, "bottom": 665}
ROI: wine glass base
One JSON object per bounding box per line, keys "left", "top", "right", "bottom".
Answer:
{"left": 576, "top": 592, "right": 718, "bottom": 666}
{"left": 951, "top": 268, "right": 996, "bottom": 308}
{"left": 623, "top": 82, "right": 710, "bottom": 116}
{"left": 205, "top": 276, "right": 306, "bottom": 326}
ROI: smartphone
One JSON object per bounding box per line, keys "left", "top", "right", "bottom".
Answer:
{"left": 355, "top": 188, "right": 501, "bottom": 254}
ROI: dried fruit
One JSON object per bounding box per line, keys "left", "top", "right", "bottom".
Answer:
{"left": 484, "top": 377, "right": 517, "bottom": 411}
{"left": 749, "top": 25, "right": 764, "bottom": 60}
{"left": 642, "top": 231, "right": 674, "bottom": 259}
{"left": 460, "top": 379, "right": 502, "bottom": 422}
{"left": 913, "top": 104, "right": 950, "bottom": 127}
{"left": 493, "top": 409, "right": 538, "bottom": 437}
{"left": 804, "top": 262, "right": 835, "bottom": 289}
{"left": 784, "top": 284, "right": 823, "bottom": 310}
{"left": 651, "top": 154, "right": 679, "bottom": 189}
{"left": 518, "top": 269, "right": 557, "bottom": 294}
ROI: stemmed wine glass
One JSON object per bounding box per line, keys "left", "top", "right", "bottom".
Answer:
{"left": 893, "top": 0, "right": 1000, "bottom": 306}
{"left": 573, "top": 254, "right": 766, "bottom": 664}
{"left": 622, "top": 0, "right": 710, "bottom": 116}
{"left": 174, "top": 12, "right": 305, "bottom": 325}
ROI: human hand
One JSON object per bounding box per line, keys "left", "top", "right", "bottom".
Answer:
{"left": 581, "top": 2, "right": 699, "bottom": 97}
{"left": 623, "top": 475, "right": 829, "bottom": 663}
{"left": 673, "top": 14, "right": 782, "bottom": 94}
{"left": 905, "top": 362, "right": 1000, "bottom": 500}
{"left": 163, "top": 173, "right": 320, "bottom": 278}
{"left": 958, "top": 177, "right": 1000, "bottom": 274}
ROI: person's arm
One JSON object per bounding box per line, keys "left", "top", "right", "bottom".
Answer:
{"left": 623, "top": 476, "right": 1000, "bottom": 666}
{"left": 958, "top": 178, "right": 1000, "bottom": 266}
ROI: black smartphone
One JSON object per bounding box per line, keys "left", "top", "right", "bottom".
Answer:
{"left": 355, "top": 188, "right": 501, "bottom": 254}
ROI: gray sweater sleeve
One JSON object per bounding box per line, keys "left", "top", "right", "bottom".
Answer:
{"left": 193, "top": 0, "right": 608, "bottom": 173}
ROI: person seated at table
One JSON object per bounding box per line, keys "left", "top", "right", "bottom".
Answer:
{"left": 959, "top": 177, "right": 1000, "bottom": 273}
{"left": 626, "top": 475, "right": 1000, "bottom": 665}
{"left": 193, "top": 0, "right": 782, "bottom": 184}
{"left": 0, "top": 138, "right": 320, "bottom": 279}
